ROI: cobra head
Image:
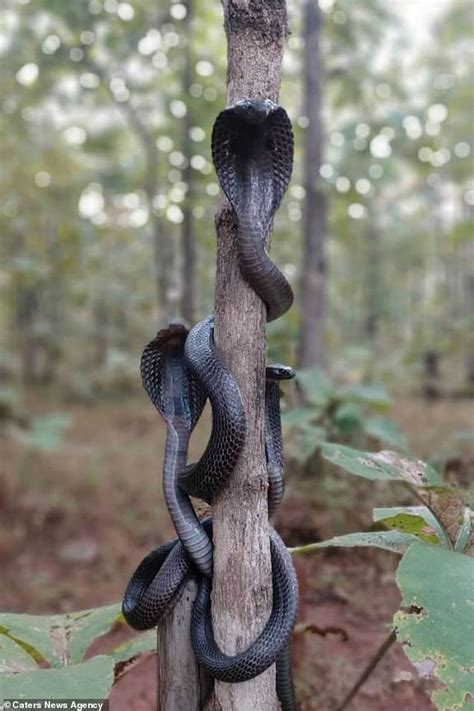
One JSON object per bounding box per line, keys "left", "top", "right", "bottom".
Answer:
{"left": 211, "top": 98, "right": 294, "bottom": 220}
{"left": 266, "top": 363, "right": 295, "bottom": 382}
{"left": 140, "top": 323, "right": 207, "bottom": 429}
{"left": 231, "top": 99, "right": 279, "bottom": 124}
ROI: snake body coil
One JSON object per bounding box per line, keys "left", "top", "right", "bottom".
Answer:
{"left": 123, "top": 100, "right": 298, "bottom": 709}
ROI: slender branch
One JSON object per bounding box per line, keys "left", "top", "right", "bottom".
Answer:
{"left": 336, "top": 629, "right": 397, "bottom": 711}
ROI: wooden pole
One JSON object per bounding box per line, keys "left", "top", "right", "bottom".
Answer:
{"left": 207, "top": 2, "right": 288, "bottom": 709}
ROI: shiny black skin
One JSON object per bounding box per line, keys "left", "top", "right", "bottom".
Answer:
{"left": 123, "top": 100, "right": 298, "bottom": 710}
{"left": 212, "top": 99, "right": 294, "bottom": 321}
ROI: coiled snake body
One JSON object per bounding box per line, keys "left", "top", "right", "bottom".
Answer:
{"left": 123, "top": 100, "right": 298, "bottom": 708}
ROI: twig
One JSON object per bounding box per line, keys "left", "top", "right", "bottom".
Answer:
{"left": 335, "top": 628, "right": 397, "bottom": 711}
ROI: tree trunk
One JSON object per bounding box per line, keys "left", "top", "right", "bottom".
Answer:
{"left": 16, "top": 287, "right": 40, "bottom": 384}
{"left": 464, "top": 273, "right": 474, "bottom": 389}
{"left": 206, "top": 2, "right": 288, "bottom": 709}
{"left": 84, "top": 54, "right": 176, "bottom": 324}
{"left": 158, "top": 580, "right": 203, "bottom": 711}
{"left": 365, "top": 222, "right": 380, "bottom": 342}
{"left": 93, "top": 300, "right": 109, "bottom": 368}
{"left": 181, "top": 0, "right": 197, "bottom": 325}
{"left": 297, "top": 0, "right": 327, "bottom": 369}
{"left": 146, "top": 157, "right": 175, "bottom": 324}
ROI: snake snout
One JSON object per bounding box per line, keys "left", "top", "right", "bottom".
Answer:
{"left": 231, "top": 98, "right": 277, "bottom": 123}
{"left": 266, "top": 364, "right": 295, "bottom": 381}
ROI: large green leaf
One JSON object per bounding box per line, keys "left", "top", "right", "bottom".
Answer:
{"left": 290, "top": 530, "right": 420, "bottom": 555}
{"left": 322, "top": 443, "right": 443, "bottom": 486}
{"left": 395, "top": 543, "right": 474, "bottom": 710}
{"left": 0, "top": 604, "right": 121, "bottom": 667}
{"left": 0, "top": 635, "right": 38, "bottom": 674}
{"left": 1, "top": 656, "right": 115, "bottom": 699}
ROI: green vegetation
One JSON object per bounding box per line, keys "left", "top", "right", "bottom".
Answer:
{"left": 292, "top": 443, "right": 474, "bottom": 710}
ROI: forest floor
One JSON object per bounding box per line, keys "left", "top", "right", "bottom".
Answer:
{"left": 0, "top": 391, "right": 473, "bottom": 710}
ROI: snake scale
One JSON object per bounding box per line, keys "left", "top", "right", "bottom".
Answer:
{"left": 123, "top": 100, "right": 298, "bottom": 709}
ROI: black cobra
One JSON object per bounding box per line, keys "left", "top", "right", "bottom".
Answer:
{"left": 123, "top": 100, "right": 298, "bottom": 709}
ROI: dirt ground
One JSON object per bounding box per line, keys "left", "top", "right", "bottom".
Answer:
{"left": 0, "top": 390, "right": 472, "bottom": 710}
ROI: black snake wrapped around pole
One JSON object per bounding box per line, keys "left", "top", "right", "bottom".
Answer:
{"left": 123, "top": 100, "right": 298, "bottom": 709}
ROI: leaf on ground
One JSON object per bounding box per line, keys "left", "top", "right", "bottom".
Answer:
{"left": 290, "top": 530, "right": 420, "bottom": 555}
{"left": 1, "top": 655, "right": 115, "bottom": 699}
{"left": 322, "top": 443, "right": 443, "bottom": 486}
{"left": 0, "top": 603, "right": 122, "bottom": 668}
{"left": 394, "top": 542, "right": 474, "bottom": 710}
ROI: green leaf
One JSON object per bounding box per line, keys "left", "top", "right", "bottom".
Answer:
{"left": 109, "top": 630, "right": 156, "bottom": 665}
{"left": 373, "top": 506, "right": 449, "bottom": 546}
{"left": 295, "top": 367, "right": 333, "bottom": 407}
{"left": 1, "top": 656, "right": 115, "bottom": 699}
{"left": 28, "top": 413, "right": 73, "bottom": 452}
{"left": 284, "top": 422, "right": 326, "bottom": 463}
{"left": 64, "top": 604, "right": 123, "bottom": 664}
{"left": 0, "top": 603, "right": 121, "bottom": 667}
{"left": 395, "top": 543, "right": 474, "bottom": 710}
{"left": 281, "top": 408, "right": 317, "bottom": 428}
{"left": 0, "top": 385, "right": 20, "bottom": 407}
{"left": 290, "top": 530, "right": 420, "bottom": 555}
{"left": 338, "top": 383, "right": 393, "bottom": 410}
{"left": 0, "top": 635, "right": 38, "bottom": 674}
{"left": 322, "top": 443, "right": 444, "bottom": 486}
{"left": 364, "top": 416, "right": 408, "bottom": 448}
{"left": 333, "top": 402, "right": 364, "bottom": 436}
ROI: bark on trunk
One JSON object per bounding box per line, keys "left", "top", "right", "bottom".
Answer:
{"left": 297, "top": 0, "right": 327, "bottom": 369}
{"left": 207, "top": 2, "right": 288, "bottom": 709}
{"left": 158, "top": 580, "right": 203, "bottom": 711}
{"left": 181, "top": 0, "right": 197, "bottom": 325}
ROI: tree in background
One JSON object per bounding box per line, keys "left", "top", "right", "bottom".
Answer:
{"left": 297, "top": 0, "right": 327, "bottom": 368}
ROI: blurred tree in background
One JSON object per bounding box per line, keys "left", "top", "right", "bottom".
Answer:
{"left": 0, "top": 0, "right": 472, "bottom": 393}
